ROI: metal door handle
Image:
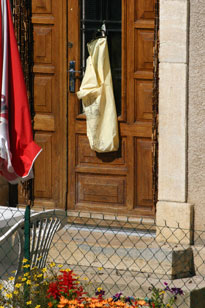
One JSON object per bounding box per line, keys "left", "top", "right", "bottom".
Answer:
{"left": 69, "top": 61, "right": 82, "bottom": 93}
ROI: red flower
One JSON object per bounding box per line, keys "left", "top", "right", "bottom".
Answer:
{"left": 47, "top": 281, "right": 61, "bottom": 299}
{"left": 47, "top": 270, "right": 86, "bottom": 301}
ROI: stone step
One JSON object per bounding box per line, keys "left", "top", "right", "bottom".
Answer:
{"left": 50, "top": 225, "right": 195, "bottom": 279}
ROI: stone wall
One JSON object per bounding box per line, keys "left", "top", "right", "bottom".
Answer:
{"left": 188, "top": 0, "right": 205, "bottom": 231}
{"left": 0, "top": 177, "right": 8, "bottom": 205}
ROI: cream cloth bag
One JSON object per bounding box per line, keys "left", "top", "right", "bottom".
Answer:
{"left": 77, "top": 37, "right": 119, "bottom": 152}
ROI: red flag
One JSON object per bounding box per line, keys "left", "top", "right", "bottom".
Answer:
{"left": 0, "top": 0, "right": 42, "bottom": 183}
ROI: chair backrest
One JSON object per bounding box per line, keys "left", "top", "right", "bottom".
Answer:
{"left": 0, "top": 209, "right": 67, "bottom": 282}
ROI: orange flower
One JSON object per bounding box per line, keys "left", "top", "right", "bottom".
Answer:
{"left": 68, "top": 300, "right": 78, "bottom": 305}
{"left": 101, "top": 300, "right": 108, "bottom": 305}
{"left": 91, "top": 299, "right": 99, "bottom": 303}
{"left": 95, "top": 303, "right": 103, "bottom": 307}
{"left": 85, "top": 298, "right": 92, "bottom": 302}
{"left": 137, "top": 300, "right": 146, "bottom": 306}
{"left": 48, "top": 303, "right": 53, "bottom": 308}
{"left": 115, "top": 301, "right": 125, "bottom": 306}
{"left": 58, "top": 296, "right": 70, "bottom": 308}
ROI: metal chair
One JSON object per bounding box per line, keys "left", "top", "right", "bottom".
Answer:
{"left": 0, "top": 209, "right": 67, "bottom": 285}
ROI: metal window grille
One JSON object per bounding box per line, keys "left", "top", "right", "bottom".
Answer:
{"left": 80, "top": 0, "right": 122, "bottom": 115}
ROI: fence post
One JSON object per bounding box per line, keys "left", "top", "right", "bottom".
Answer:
{"left": 24, "top": 205, "right": 30, "bottom": 304}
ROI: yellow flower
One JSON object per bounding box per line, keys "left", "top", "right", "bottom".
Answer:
{"left": 49, "top": 262, "right": 56, "bottom": 268}
{"left": 37, "top": 256, "right": 42, "bottom": 261}
{"left": 24, "top": 272, "right": 30, "bottom": 277}
{"left": 58, "top": 264, "right": 63, "bottom": 268}
{"left": 5, "top": 293, "right": 12, "bottom": 299}
{"left": 23, "top": 264, "right": 30, "bottom": 268}
{"left": 15, "top": 283, "right": 22, "bottom": 288}
{"left": 13, "top": 290, "right": 19, "bottom": 295}
{"left": 83, "top": 277, "right": 88, "bottom": 281}
{"left": 35, "top": 305, "right": 41, "bottom": 308}
{"left": 37, "top": 274, "right": 43, "bottom": 278}
{"left": 42, "top": 267, "right": 47, "bottom": 273}
{"left": 23, "top": 258, "right": 28, "bottom": 263}
{"left": 97, "top": 288, "right": 102, "bottom": 292}
{"left": 0, "top": 306, "right": 4, "bottom": 308}
{"left": 26, "top": 301, "right": 32, "bottom": 305}
{"left": 8, "top": 276, "right": 15, "bottom": 281}
{"left": 64, "top": 268, "right": 71, "bottom": 272}
{"left": 98, "top": 267, "right": 103, "bottom": 271}
{"left": 26, "top": 280, "right": 31, "bottom": 285}
{"left": 21, "top": 278, "right": 27, "bottom": 282}
{"left": 0, "top": 284, "right": 3, "bottom": 290}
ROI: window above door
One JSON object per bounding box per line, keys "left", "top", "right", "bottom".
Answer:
{"left": 80, "top": 0, "right": 122, "bottom": 115}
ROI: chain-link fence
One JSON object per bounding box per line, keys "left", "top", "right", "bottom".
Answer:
{"left": 0, "top": 206, "right": 205, "bottom": 307}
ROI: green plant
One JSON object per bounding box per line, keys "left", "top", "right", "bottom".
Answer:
{"left": 0, "top": 262, "right": 183, "bottom": 308}
{"left": 149, "top": 283, "right": 184, "bottom": 308}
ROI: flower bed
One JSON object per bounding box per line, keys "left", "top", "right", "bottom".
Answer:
{"left": 0, "top": 260, "right": 183, "bottom": 308}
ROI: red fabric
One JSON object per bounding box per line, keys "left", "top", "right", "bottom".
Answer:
{"left": 3, "top": 0, "right": 41, "bottom": 180}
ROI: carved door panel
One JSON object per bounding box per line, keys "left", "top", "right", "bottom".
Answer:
{"left": 29, "top": 0, "right": 67, "bottom": 209}
{"left": 68, "top": 0, "right": 155, "bottom": 216}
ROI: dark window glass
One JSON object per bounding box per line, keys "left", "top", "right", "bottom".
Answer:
{"left": 80, "top": 0, "right": 122, "bottom": 116}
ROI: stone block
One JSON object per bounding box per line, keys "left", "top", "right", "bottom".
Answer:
{"left": 158, "top": 63, "right": 187, "bottom": 202}
{"left": 159, "top": 0, "right": 188, "bottom": 63}
{"left": 156, "top": 201, "right": 194, "bottom": 244}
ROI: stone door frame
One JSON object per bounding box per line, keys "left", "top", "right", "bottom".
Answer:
{"left": 156, "top": 0, "right": 194, "bottom": 244}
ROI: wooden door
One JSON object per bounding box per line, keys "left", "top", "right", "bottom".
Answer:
{"left": 28, "top": 0, "right": 67, "bottom": 209}
{"left": 68, "top": 0, "right": 155, "bottom": 216}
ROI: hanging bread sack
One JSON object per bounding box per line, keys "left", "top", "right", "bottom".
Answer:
{"left": 77, "top": 37, "right": 119, "bottom": 153}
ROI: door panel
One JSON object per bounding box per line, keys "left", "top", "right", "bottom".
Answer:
{"left": 76, "top": 135, "right": 126, "bottom": 167}
{"left": 34, "top": 133, "right": 52, "bottom": 199}
{"left": 24, "top": 0, "right": 67, "bottom": 209}
{"left": 34, "top": 75, "right": 53, "bottom": 113}
{"left": 136, "top": 0, "right": 155, "bottom": 20}
{"left": 135, "top": 80, "right": 153, "bottom": 121}
{"left": 68, "top": 0, "right": 155, "bottom": 216}
{"left": 77, "top": 174, "right": 126, "bottom": 206}
{"left": 135, "top": 138, "right": 153, "bottom": 208}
